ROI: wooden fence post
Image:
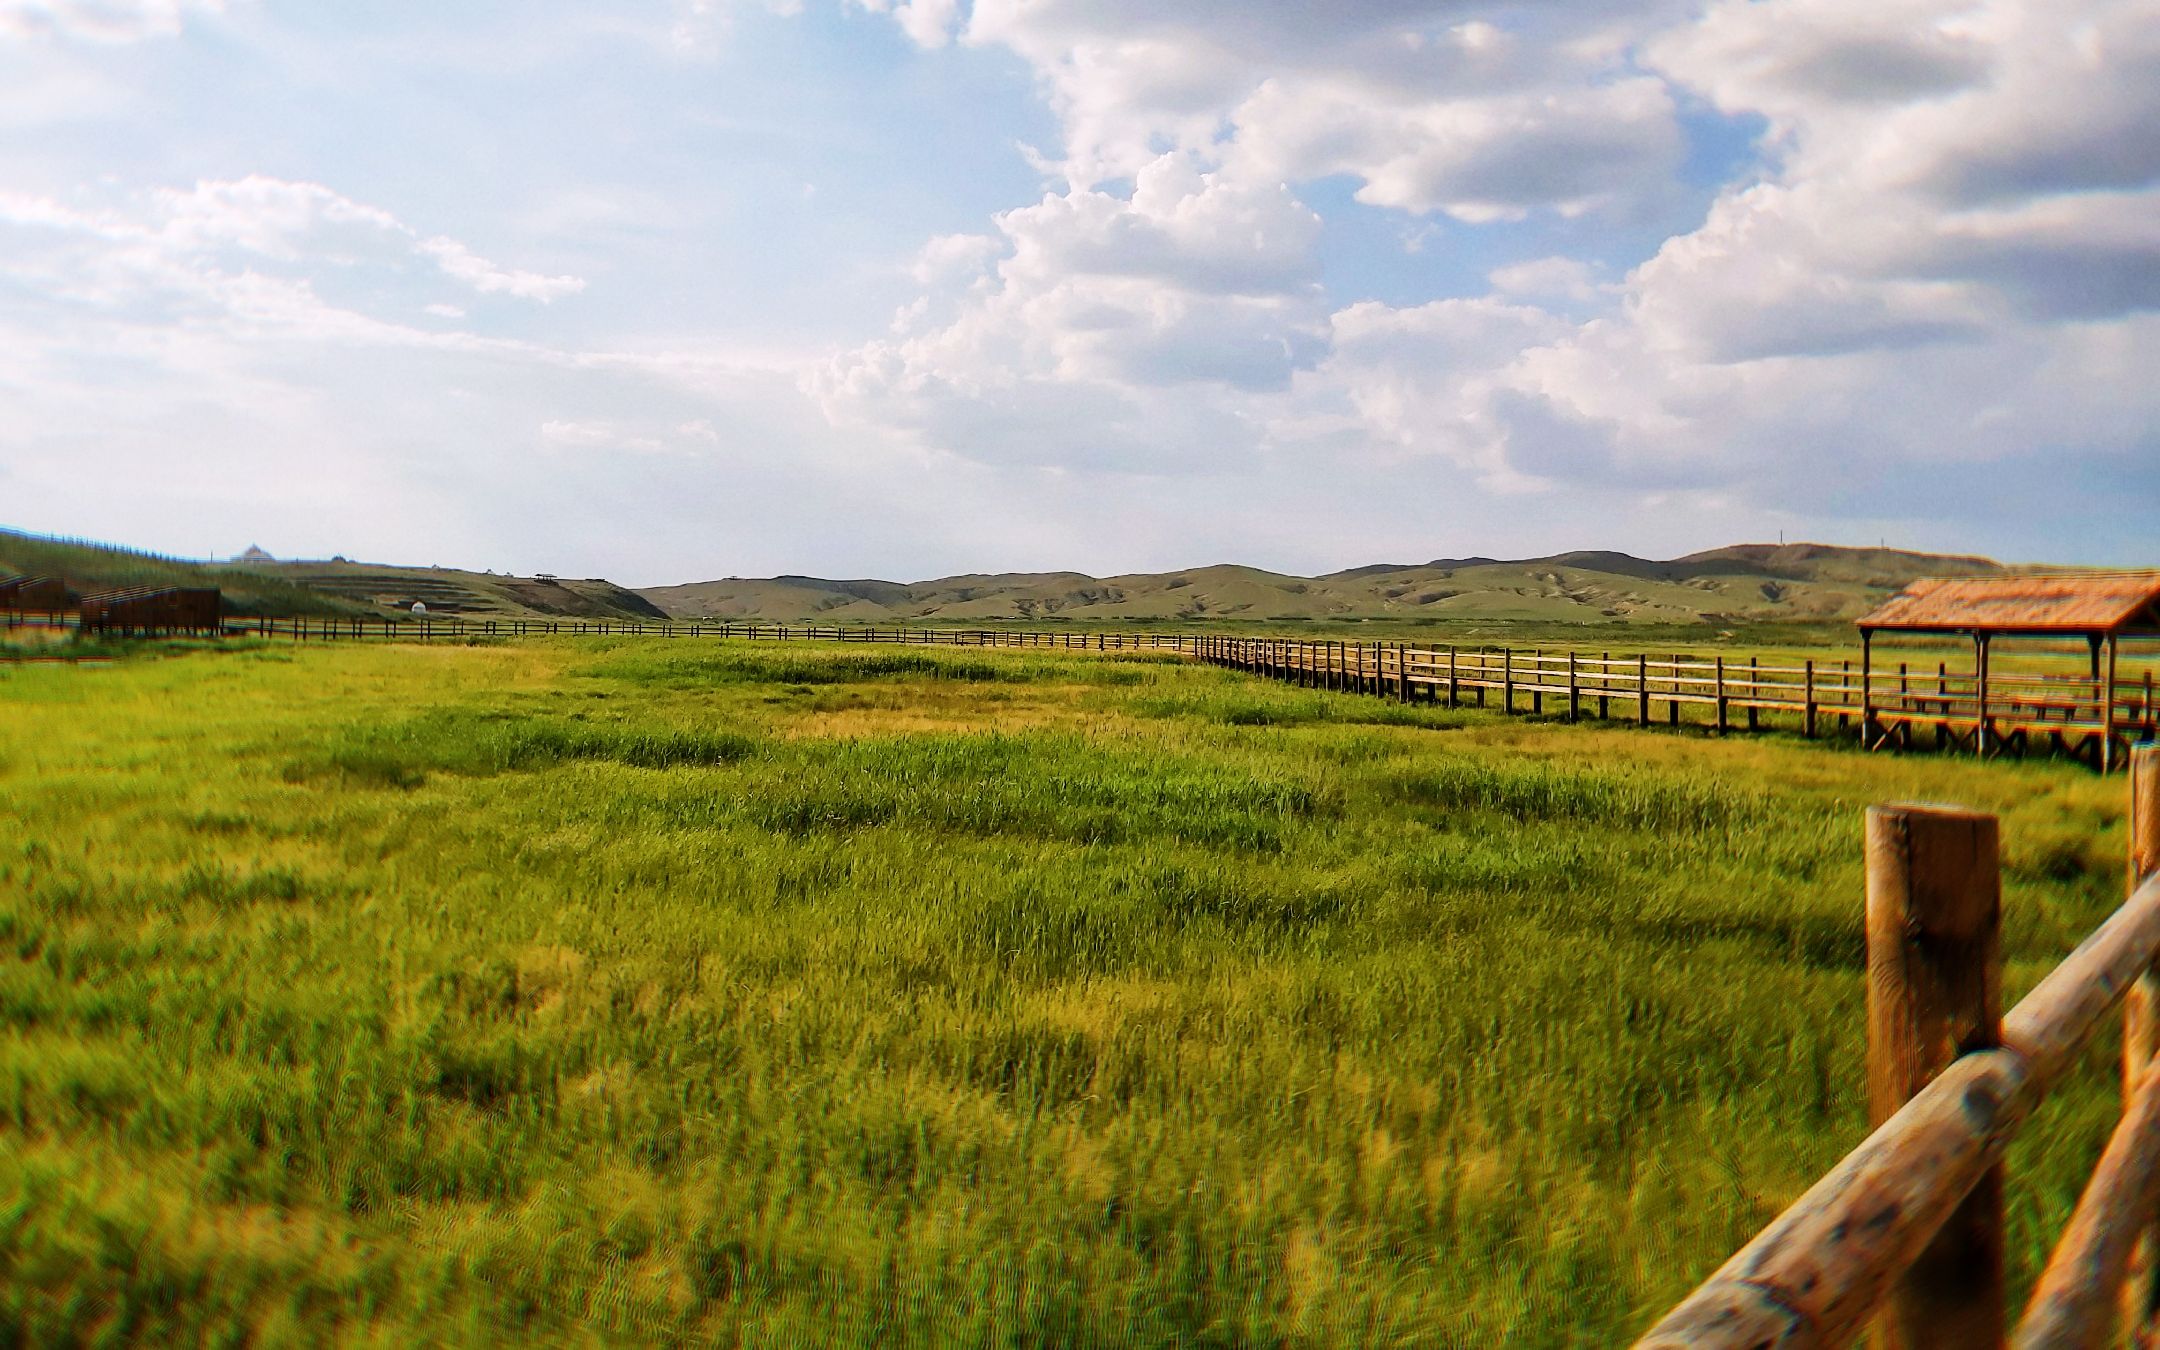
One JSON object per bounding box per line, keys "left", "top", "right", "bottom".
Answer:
{"left": 2126, "top": 745, "right": 2160, "bottom": 1333}
{"left": 1715, "top": 656, "right": 1728, "bottom": 734}
{"left": 1865, "top": 803, "right": 2005, "bottom": 1350}
{"left": 1748, "top": 656, "right": 1760, "bottom": 732}
{"left": 1567, "top": 651, "right": 1579, "bottom": 722}
{"left": 1638, "top": 654, "right": 1650, "bottom": 727}
{"left": 1503, "top": 648, "right": 1514, "bottom": 715}
{"left": 1805, "top": 659, "right": 1818, "bottom": 739}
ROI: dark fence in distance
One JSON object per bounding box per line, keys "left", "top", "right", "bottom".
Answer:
{"left": 78, "top": 587, "right": 223, "bottom": 636}
{"left": 0, "top": 575, "right": 68, "bottom": 617}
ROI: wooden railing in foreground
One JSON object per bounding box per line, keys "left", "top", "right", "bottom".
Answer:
{"left": 1639, "top": 744, "right": 2160, "bottom": 1348}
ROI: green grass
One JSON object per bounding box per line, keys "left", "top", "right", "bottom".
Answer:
{"left": 0, "top": 637, "right": 2137, "bottom": 1345}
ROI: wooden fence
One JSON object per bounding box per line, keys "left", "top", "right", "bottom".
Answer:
{"left": 24, "top": 613, "right": 2155, "bottom": 769}
{"left": 78, "top": 587, "right": 223, "bottom": 636}
{"left": 1639, "top": 745, "right": 2160, "bottom": 1347}
{"left": 0, "top": 575, "right": 67, "bottom": 615}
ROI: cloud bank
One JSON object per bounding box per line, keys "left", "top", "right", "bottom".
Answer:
{"left": 0, "top": 0, "right": 2152, "bottom": 578}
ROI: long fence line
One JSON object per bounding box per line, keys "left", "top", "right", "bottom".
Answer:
{"left": 7, "top": 610, "right": 2155, "bottom": 768}
{"left": 1641, "top": 748, "right": 2160, "bottom": 1347}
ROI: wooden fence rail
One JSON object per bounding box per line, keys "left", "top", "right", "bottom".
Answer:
{"left": 17, "top": 612, "right": 2152, "bottom": 769}
{"left": 1639, "top": 744, "right": 2160, "bottom": 1347}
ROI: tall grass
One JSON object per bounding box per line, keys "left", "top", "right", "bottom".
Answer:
{"left": 0, "top": 637, "right": 2134, "bottom": 1345}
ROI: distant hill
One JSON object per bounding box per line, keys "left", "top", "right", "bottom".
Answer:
{"left": 0, "top": 530, "right": 355, "bottom": 618}
{"left": 0, "top": 529, "right": 665, "bottom": 623}
{"left": 0, "top": 528, "right": 2037, "bottom": 628}
{"left": 229, "top": 558, "right": 667, "bottom": 622}
{"left": 639, "top": 544, "right": 2011, "bottom": 627}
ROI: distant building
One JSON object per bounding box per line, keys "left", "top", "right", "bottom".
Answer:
{"left": 237, "top": 545, "right": 276, "bottom": 563}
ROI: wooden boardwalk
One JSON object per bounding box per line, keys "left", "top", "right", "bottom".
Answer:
{"left": 8, "top": 604, "right": 2151, "bottom": 768}
{"left": 12, "top": 611, "right": 2155, "bottom": 770}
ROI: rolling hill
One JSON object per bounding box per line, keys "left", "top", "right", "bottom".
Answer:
{"left": 231, "top": 557, "right": 667, "bottom": 622}
{"left": 638, "top": 544, "right": 2008, "bottom": 627}
{"left": 0, "top": 531, "right": 358, "bottom": 618}
{"left": 2, "top": 528, "right": 2030, "bottom": 629}
{"left": 0, "top": 530, "right": 666, "bottom": 623}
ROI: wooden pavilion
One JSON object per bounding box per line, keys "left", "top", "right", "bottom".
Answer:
{"left": 1857, "top": 573, "right": 2160, "bottom": 770}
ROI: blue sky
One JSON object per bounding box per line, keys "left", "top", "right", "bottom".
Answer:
{"left": 1, "top": 0, "right": 2154, "bottom": 584}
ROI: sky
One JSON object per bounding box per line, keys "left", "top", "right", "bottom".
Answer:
{"left": 0, "top": 0, "right": 2154, "bottom": 585}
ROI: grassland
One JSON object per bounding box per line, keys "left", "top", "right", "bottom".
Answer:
{"left": 0, "top": 637, "right": 2137, "bottom": 1345}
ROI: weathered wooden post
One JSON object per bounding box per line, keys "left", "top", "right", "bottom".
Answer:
{"left": 1599, "top": 650, "right": 1611, "bottom": 721}
{"left": 1748, "top": 656, "right": 1760, "bottom": 732}
{"left": 1715, "top": 655, "right": 1728, "bottom": 734}
{"left": 2126, "top": 744, "right": 2160, "bottom": 1332}
{"left": 1448, "top": 645, "right": 1459, "bottom": 708}
{"left": 1865, "top": 803, "right": 2005, "bottom": 1350}
{"left": 1503, "top": 648, "right": 1514, "bottom": 714}
{"left": 1568, "top": 651, "right": 1580, "bottom": 722}
{"left": 1638, "top": 653, "right": 1650, "bottom": 727}
{"left": 2104, "top": 636, "right": 2121, "bottom": 774}
{"left": 1805, "top": 658, "right": 1818, "bottom": 739}
{"left": 1862, "top": 632, "right": 1876, "bottom": 749}
{"left": 1669, "top": 655, "right": 1681, "bottom": 727}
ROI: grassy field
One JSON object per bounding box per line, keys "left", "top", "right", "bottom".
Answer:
{"left": 0, "top": 637, "right": 2137, "bottom": 1345}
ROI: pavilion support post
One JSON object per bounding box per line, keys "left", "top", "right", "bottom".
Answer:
{"left": 1862, "top": 630, "right": 1876, "bottom": 749}
{"left": 2104, "top": 635, "right": 2121, "bottom": 774}
{"left": 1976, "top": 635, "right": 1992, "bottom": 759}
